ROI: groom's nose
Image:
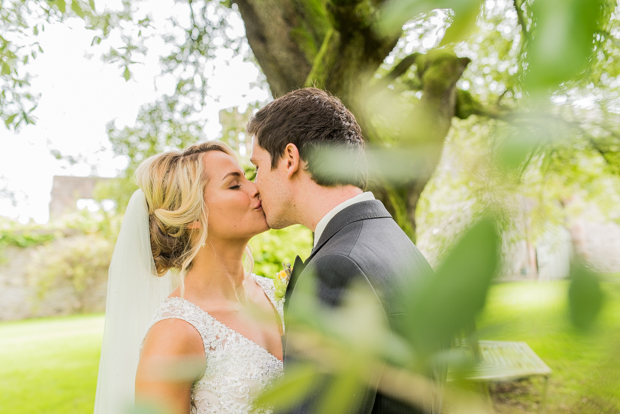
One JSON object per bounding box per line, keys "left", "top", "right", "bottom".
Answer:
{"left": 248, "top": 182, "right": 260, "bottom": 198}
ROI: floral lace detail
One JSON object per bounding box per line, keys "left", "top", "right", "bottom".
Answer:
{"left": 144, "top": 274, "right": 284, "bottom": 414}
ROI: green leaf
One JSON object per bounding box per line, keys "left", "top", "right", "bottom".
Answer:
{"left": 398, "top": 215, "right": 500, "bottom": 357}
{"left": 123, "top": 66, "right": 131, "bottom": 81}
{"left": 4, "top": 114, "right": 17, "bottom": 128}
{"left": 71, "top": 0, "right": 85, "bottom": 18}
{"left": 377, "top": 0, "right": 483, "bottom": 38}
{"left": 1, "top": 61, "right": 10, "bottom": 76}
{"left": 315, "top": 367, "right": 364, "bottom": 414}
{"left": 55, "top": 0, "right": 67, "bottom": 13}
{"left": 254, "top": 364, "right": 320, "bottom": 411}
{"left": 525, "top": 0, "right": 605, "bottom": 92}
{"left": 496, "top": 127, "right": 543, "bottom": 172}
{"left": 439, "top": 0, "right": 483, "bottom": 46}
{"left": 568, "top": 262, "right": 605, "bottom": 331}
{"left": 377, "top": 0, "right": 435, "bottom": 36}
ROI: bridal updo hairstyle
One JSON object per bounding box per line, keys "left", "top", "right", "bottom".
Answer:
{"left": 135, "top": 141, "right": 235, "bottom": 278}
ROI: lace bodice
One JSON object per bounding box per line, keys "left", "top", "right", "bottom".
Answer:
{"left": 144, "top": 274, "right": 284, "bottom": 414}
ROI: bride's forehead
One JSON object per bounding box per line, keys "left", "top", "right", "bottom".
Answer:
{"left": 202, "top": 150, "right": 240, "bottom": 174}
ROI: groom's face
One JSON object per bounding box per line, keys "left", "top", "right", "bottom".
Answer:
{"left": 250, "top": 137, "right": 291, "bottom": 229}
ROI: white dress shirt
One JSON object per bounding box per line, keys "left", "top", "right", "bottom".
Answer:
{"left": 313, "top": 192, "right": 375, "bottom": 248}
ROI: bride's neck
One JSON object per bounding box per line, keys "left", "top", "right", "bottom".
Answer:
{"left": 183, "top": 237, "right": 250, "bottom": 304}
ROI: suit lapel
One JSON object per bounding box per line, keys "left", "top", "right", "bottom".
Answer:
{"left": 307, "top": 200, "right": 392, "bottom": 264}
{"left": 284, "top": 200, "right": 392, "bottom": 306}
{"left": 284, "top": 255, "right": 306, "bottom": 310}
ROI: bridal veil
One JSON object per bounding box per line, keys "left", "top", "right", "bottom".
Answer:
{"left": 94, "top": 189, "right": 176, "bottom": 414}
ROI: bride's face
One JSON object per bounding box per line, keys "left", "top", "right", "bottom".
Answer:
{"left": 202, "top": 150, "right": 268, "bottom": 239}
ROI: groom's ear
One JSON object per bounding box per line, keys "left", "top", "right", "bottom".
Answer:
{"left": 283, "top": 143, "right": 301, "bottom": 178}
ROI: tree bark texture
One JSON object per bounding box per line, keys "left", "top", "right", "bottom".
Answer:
{"left": 234, "top": 0, "right": 470, "bottom": 239}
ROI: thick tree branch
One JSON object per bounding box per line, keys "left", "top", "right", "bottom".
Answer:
{"left": 513, "top": 0, "right": 528, "bottom": 37}
{"left": 392, "top": 51, "right": 471, "bottom": 236}
{"left": 456, "top": 91, "right": 620, "bottom": 174}
{"left": 385, "top": 53, "right": 420, "bottom": 81}
{"left": 233, "top": 0, "right": 316, "bottom": 96}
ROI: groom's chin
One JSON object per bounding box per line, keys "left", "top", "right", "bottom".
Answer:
{"left": 265, "top": 216, "right": 285, "bottom": 230}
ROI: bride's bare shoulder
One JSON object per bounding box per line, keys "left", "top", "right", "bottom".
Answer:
{"left": 136, "top": 316, "right": 206, "bottom": 410}
{"left": 141, "top": 317, "right": 204, "bottom": 358}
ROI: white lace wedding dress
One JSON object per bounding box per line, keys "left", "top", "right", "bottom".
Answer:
{"left": 143, "top": 274, "right": 284, "bottom": 414}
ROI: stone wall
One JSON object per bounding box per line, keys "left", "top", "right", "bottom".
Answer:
{"left": 0, "top": 241, "right": 108, "bottom": 321}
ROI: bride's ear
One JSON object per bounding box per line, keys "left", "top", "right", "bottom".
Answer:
{"left": 187, "top": 221, "right": 201, "bottom": 229}
{"left": 283, "top": 143, "right": 301, "bottom": 178}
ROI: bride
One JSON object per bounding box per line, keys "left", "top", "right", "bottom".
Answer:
{"left": 94, "top": 141, "right": 284, "bottom": 414}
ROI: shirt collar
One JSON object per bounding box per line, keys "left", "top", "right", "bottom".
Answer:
{"left": 313, "top": 192, "right": 375, "bottom": 248}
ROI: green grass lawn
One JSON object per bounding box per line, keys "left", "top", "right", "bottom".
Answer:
{"left": 0, "top": 282, "right": 618, "bottom": 413}
{"left": 0, "top": 314, "right": 104, "bottom": 413}
{"left": 478, "top": 281, "right": 620, "bottom": 413}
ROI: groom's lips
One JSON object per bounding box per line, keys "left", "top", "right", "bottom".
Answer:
{"left": 253, "top": 200, "right": 262, "bottom": 210}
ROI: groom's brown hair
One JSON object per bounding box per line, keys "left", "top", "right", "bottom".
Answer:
{"left": 247, "top": 87, "right": 368, "bottom": 189}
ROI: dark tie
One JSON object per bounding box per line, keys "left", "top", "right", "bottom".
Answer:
{"left": 282, "top": 255, "right": 306, "bottom": 357}
{"left": 284, "top": 255, "right": 305, "bottom": 310}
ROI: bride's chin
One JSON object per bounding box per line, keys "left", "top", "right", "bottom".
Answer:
{"left": 249, "top": 216, "right": 269, "bottom": 235}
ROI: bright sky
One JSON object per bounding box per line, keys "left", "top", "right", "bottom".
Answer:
{"left": 0, "top": 1, "right": 268, "bottom": 224}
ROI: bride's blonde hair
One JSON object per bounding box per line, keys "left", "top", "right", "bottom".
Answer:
{"left": 135, "top": 141, "right": 253, "bottom": 292}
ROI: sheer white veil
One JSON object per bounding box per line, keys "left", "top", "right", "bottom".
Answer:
{"left": 94, "top": 189, "right": 176, "bottom": 414}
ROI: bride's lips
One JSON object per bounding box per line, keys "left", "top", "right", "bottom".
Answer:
{"left": 253, "top": 200, "right": 262, "bottom": 210}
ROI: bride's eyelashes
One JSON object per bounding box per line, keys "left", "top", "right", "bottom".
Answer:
{"left": 229, "top": 184, "right": 241, "bottom": 190}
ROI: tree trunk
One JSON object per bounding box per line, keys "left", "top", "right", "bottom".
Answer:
{"left": 234, "top": 0, "right": 469, "bottom": 241}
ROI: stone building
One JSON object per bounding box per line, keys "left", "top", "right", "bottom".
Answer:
{"left": 49, "top": 175, "right": 113, "bottom": 219}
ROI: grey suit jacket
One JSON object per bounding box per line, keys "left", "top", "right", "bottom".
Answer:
{"left": 282, "top": 200, "right": 439, "bottom": 414}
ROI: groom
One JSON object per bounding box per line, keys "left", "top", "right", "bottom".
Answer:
{"left": 249, "top": 88, "right": 440, "bottom": 414}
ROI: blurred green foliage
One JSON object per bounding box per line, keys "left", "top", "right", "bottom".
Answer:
{"left": 568, "top": 262, "right": 606, "bottom": 331}
{"left": 0, "top": 210, "right": 120, "bottom": 265}
{"left": 249, "top": 225, "right": 313, "bottom": 279}
{"left": 27, "top": 235, "right": 113, "bottom": 311}
{"left": 0, "top": 218, "right": 57, "bottom": 251}
{"left": 0, "top": 210, "right": 122, "bottom": 305}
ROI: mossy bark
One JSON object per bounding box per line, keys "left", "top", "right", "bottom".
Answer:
{"left": 234, "top": 0, "right": 470, "bottom": 240}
